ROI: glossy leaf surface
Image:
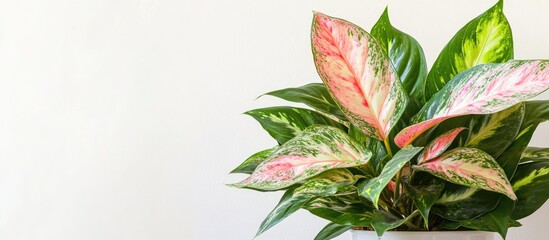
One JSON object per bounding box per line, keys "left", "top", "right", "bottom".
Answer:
{"left": 246, "top": 106, "right": 345, "bottom": 145}
{"left": 395, "top": 60, "right": 549, "bottom": 148}
{"left": 421, "top": 0, "right": 513, "bottom": 102}
{"left": 314, "top": 222, "right": 352, "bottom": 240}
{"left": 359, "top": 146, "right": 423, "bottom": 207}
{"left": 229, "top": 126, "right": 371, "bottom": 191}
{"left": 304, "top": 193, "right": 374, "bottom": 226}
{"left": 414, "top": 147, "right": 516, "bottom": 200}
{"left": 371, "top": 8, "right": 427, "bottom": 96}
{"left": 404, "top": 178, "right": 444, "bottom": 226}
{"left": 418, "top": 128, "right": 465, "bottom": 164}
{"left": 262, "top": 83, "right": 348, "bottom": 122}
{"left": 511, "top": 161, "right": 549, "bottom": 220}
{"left": 312, "top": 12, "right": 408, "bottom": 140}
{"left": 464, "top": 103, "right": 524, "bottom": 158}
{"left": 230, "top": 147, "right": 278, "bottom": 174}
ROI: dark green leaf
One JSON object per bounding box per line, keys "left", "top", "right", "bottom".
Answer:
{"left": 371, "top": 8, "right": 428, "bottom": 97}
{"left": 480, "top": 197, "right": 516, "bottom": 239}
{"left": 304, "top": 193, "right": 374, "bottom": 226}
{"left": 404, "top": 178, "right": 444, "bottom": 226}
{"left": 256, "top": 187, "right": 310, "bottom": 237}
{"left": 262, "top": 83, "right": 348, "bottom": 122}
{"left": 359, "top": 146, "right": 423, "bottom": 207}
{"left": 314, "top": 222, "right": 352, "bottom": 240}
{"left": 371, "top": 210, "right": 418, "bottom": 237}
{"left": 230, "top": 147, "right": 278, "bottom": 174}
{"left": 433, "top": 185, "right": 500, "bottom": 221}
{"left": 245, "top": 106, "right": 345, "bottom": 145}
{"left": 511, "top": 161, "right": 549, "bottom": 220}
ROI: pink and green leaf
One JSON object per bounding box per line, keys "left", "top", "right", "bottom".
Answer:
{"left": 311, "top": 12, "right": 408, "bottom": 141}
{"left": 414, "top": 147, "right": 517, "bottom": 200}
{"left": 228, "top": 125, "right": 371, "bottom": 191}
{"left": 418, "top": 128, "right": 466, "bottom": 164}
{"left": 395, "top": 60, "right": 549, "bottom": 148}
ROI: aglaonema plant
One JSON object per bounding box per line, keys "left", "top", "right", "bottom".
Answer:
{"left": 228, "top": 1, "right": 549, "bottom": 239}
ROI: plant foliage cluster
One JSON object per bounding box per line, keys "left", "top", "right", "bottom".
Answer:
{"left": 229, "top": 1, "right": 549, "bottom": 239}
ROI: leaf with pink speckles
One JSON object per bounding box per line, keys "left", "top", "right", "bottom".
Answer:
{"left": 311, "top": 12, "right": 408, "bottom": 141}
{"left": 418, "top": 128, "right": 466, "bottom": 164}
{"left": 228, "top": 125, "right": 371, "bottom": 191}
{"left": 414, "top": 147, "right": 517, "bottom": 200}
{"left": 395, "top": 60, "right": 549, "bottom": 148}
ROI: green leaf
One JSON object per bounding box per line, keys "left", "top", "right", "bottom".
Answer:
{"left": 421, "top": 0, "right": 513, "bottom": 102}
{"left": 245, "top": 106, "right": 345, "bottom": 145}
{"left": 511, "top": 161, "right": 549, "bottom": 220}
{"left": 480, "top": 197, "right": 516, "bottom": 239}
{"left": 522, "top": 147, "right": 549, "bottom": 160}
{"left": 359, "top": 146, "right": 423, "bottom": 207}
{"left": 433, "top": 186, "right": 500, "bottom": 221}
{"left": 404, "top": 178, "right": 444, "bottom": 227}
{"left": 522, "top": 100, "right": 549, "bottom": 127}
{"left": 255, "top": 186, "right": 310, "bottom": 237}
{"left": 255, "top": 169, "right": 358, "bottom": 236}
{"left": 230, "top": 147, "right": 278, "bottom": 174}
{"left": 371, "top": 210, "right": 418, "bottom": 237}
{"left": 262, "top": 83, "right": 348, "bottom": 123}
{"left": 465, "top": 103, "right": 525, "bottom": 158}
{"left": 304, "top": 193, "right": 375, "bottom": 226}
{"left": 229, "top": 126, "right": 371, "bottom": 191}
{"left": 440, "top": 218, "right": 521, "bottom": 231}
{"left": 314, "top": 222, "right": 352, "bottom": 240}
{"left": 371, "top": 8, "right": 428, "bottom": 97}
{"left": 414, "top": 147, "right": 516, "bottom": 200}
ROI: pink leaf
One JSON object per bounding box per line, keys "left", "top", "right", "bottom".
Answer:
{"left": 415, "top": 147, "right": 516, "bottom": 200}
{"left": 395, "top": 60, "right": 549, "bottom": 148}
{"left": 311, "top": 12, "right": 407, "bottom": 140}
{"left": 418, "top": 128, "right": 466, "bottom": 164}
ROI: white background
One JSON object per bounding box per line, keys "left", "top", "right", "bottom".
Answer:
{"left": 0, "top": 0, "right": 547, "bottom": 239}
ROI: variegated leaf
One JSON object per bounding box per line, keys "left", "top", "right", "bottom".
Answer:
{"left": 230, "top": 147, "right": 278, "bottom": 174}
{"left": 511, "top": 161, "right": 549, "bottom": 220}
{"left": 521, "top": 147, "right": 549, "bottom": 163}
{"left": 433, "top": 123, "right": 535, "bottom": 221}
{"left": 229, "top": 125, "right": 371, "bottom": 191}
{"left": 255, "top": 187, "right": 309, "bottom": 237}
{"left": 421, "top": 0, "right": 513, "bottom": 103}
{"left": 294, "top": 169, "right": 359, "bottom": 196}
{"left": 433, "top": 185, "right": 500, "bottom": 221}
{"left": 358, "top": 146, "right": 423, "bottom": 207}
{"left": 418, "top": 128, "right": 466, "bottom": 164}
{"left": 414, "top": 147, "right": 516, "bottom": 200}
{"left": 256, "top": 169, "right": 357, "bottom": 236}
{"left": 404, "top": 178, "right": 444, "bottom": 226}
{"left": 465, "top": 103, "right": 525, "bottom": 158}
{"left": 262, "top": 83, "right": 348, "bottom": 123}
{"left": 304, "top": 193, "right": 374, "bottom": 226}
{"left": 314, "top": 222, "right": 352, "bottom": 240}
{"left": 371, "top": 8, "right": 428, "bottom": 96}
{"left": 395, "top": 60, "right": 549, "bottom": 148}
{"left": 246, "top": 106, "right": 345, "bottom": 145}
{"left": 312, "top": 12, "right": 408, "bottom": 141}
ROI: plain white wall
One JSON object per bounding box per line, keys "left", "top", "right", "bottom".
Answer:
{"left": 0, "top": 0, "right": 547, "bottom": 239}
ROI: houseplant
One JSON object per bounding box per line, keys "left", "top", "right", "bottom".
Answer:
{"left": 229, "top": 1, "right": 549, "bottom": 239}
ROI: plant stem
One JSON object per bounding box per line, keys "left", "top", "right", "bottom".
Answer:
{"left": 402, "top": 210, "right": 421, "bottom": 230}
{"left": 383, "top": 138, "right": 393, "bottom": 158}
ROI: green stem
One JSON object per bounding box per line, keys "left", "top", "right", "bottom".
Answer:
{"left": 383, "top": 138, "right": 393, "bottom": 158}
{"left": 402, "top": 210, "right": 421, "bottom": 230}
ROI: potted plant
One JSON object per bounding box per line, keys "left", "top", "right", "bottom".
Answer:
{"left": 228, "top": 1, "right": 549, "bottom": 239}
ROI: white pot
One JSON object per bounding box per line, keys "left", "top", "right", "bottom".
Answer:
{"left": 350, "top": 230, "right": 494, "bottom": 240}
